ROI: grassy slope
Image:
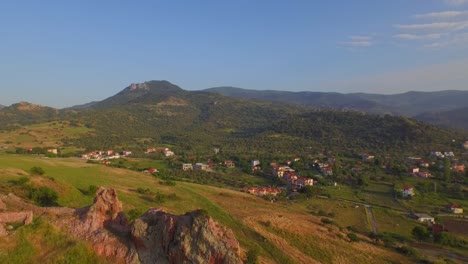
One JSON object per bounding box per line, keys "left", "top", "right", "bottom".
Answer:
{"left": 0, "top": 155, "right": 412, "bottom": 263}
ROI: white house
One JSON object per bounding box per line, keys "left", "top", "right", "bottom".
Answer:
{"left": 402, "top": 185, "right": 415, "bottom": 198}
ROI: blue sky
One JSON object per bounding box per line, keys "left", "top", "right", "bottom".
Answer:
{"left": 1, "top": 0, "right": 468, "bottom": 107}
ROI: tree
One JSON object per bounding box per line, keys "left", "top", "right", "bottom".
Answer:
{"left": 30, "top": 166, "right": 45, "bottom": 175}
{"left": 444, "top": 158, "right": 451, "bottom": 183}
{"left": 411, "top": 226, "right": 430, "bottom": 241}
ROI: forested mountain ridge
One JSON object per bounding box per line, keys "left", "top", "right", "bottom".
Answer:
{"left": 415, "top": 106, "right": 468, "bottom": 131}
{"left": 204, "top": 86, "right": 391, "bottom": 114}
{"left": 61, "top": 81, "right": 465, "bottom": 156}
{"left": 1, "top": 81, "right": 465, "bottom": 156}
{"left": 205, "top": 87, "right": 468, "bottom": 117}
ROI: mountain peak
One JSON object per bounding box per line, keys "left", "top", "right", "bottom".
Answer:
{"left": 123, "top": 80, "right": 182, "bottom": 93}
{"left": 128, "top": 83, "right": 148, "bottom": 91}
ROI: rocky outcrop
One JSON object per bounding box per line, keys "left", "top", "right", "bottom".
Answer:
{"left": 61, "top": 187, "right": 137, "bottom": 263}
{"left": 0, "top": 211, "right": 34, "bottom": 236}
{"left": 0, "top": 188, "right": 243, "bottom": 264}
{"left": 132, "top": 208, "right": 242, "bottom": 264}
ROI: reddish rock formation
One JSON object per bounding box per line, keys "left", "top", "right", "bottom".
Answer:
{"left": 132, "top": 208, "right": 242, "bottom": 264}
{"left": 0, "top": 211, "right": 33, "bottom": 236}
{"left": 0, "top": 188, "right": 243, "bottom": 264}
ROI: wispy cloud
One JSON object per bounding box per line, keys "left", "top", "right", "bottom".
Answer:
{"left": 393, "top": 33, "right": 442, "bottom": 40}
{"left": 350, "top": 36, "right": 371, "bottom": 41}
{"left": 395, "top": 21, "right": 468, "bottom": 31}
{"left": 342, "top": 36, "right": 374, "bottom": 47}
{"left": 445, "top": 0, "right": 468, "bottom": 6}
{"left": 424, "top": 32, "right": 468, "bottom": 48}
{"left": 414, "top": 10, "right": 468, "bottom": 19}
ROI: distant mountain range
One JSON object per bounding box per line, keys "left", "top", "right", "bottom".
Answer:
{"left": 204, "top": 87, "right": 468, "bottom": 130}
{"left": 1, "top": 80, "right": 463, "bottom": 156}
{"left": 415, "top": 106, "right": 468, "bottom": 131}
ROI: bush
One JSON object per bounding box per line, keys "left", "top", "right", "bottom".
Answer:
{"left": 154, "top": 191, "right": 166, "bottom": 204}
{"left": 30, "top": 186, "right": 58, "bottom": 206}
{"left": 246, "top": 248, "right": 260, "bottom": 264}
{"left": 88, "top": 185, "right": 98, "bottom": 195}
{"left": 396, "top": 246, "right": 417, "bottom": 256}
{"left": 321, "top": 218, "right": 334, "bottom": 224}
{"left": 10, "top": 176, "right": 30, "bottom": 186}
{"left": 30, "top": 166, "right": 45, "bottom": 175}
{"left": 127, "top": 208, "right": 145, "bottom": 222}
{"left": 347, "top": 233, "right": 359, "bottom": 242}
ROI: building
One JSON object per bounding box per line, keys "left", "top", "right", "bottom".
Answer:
{"left": 417, "top": 171, "right": 432, "bottom": 178}
{"left": 452, "top": 164, "right": 465, "bottom": 172}
{"left": 164, "top": 149, "right": 175, "bottom": 157}
{"left": 251, "top": 160, "right": 260, "bottom": 167}
{"left": 224, "top": 160, "right": 235, "bottom": 168}
{"left": 446, "top": 204, "right": 463, "bottom": 214}
{"left": 410, "top": 167, "right": 420, "bottom": 174}
{"left": 121, "top": 150, "right": 132, "bottom": 156}
{"left": 47, "top": 148, "right": 58, "bottom": 155}
{"left": 463, "top": 141, "right": 468, "bottom": 150}
{"left": 182, "top": 163, "right": 193, "bottom": 171}
{"left": 402, "top": 185, "right": 415, "bottom": 198}
{"left": 411, "top": 213, "right": 435, "bottom": 224}
{"left": 194, "top": 163, "right": 210, "bottom": 171}
{"left": 361, "top": 154, "right": 375, "bottom": 160}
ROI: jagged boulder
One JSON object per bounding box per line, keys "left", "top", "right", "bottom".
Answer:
{"left": 63, "top": 187, "right": 137, "bottom": 263}
{"left": 131, "top": 208, "right": 242, "bottom": 264}
{"left": 77, "top": 187, "right": 129, "bottom": 234}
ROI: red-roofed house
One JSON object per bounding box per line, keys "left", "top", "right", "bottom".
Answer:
{"left": 402, "top": 185, "right": 415, "bottom": 198}
{"left": 446, "top": 204, "right": 463, "bottom": 214}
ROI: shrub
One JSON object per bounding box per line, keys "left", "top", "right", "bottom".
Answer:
{"left": 321, "top": 218, "right": 333, "bottom": 224}
{"left": 396, "top": 246, "right": 417, "bottom": 256}
{"left": 30, "top": 186, "right": 58, "bottom": 206}
{"left": 127, "top": 208, "right": 145, "bottom": 222}
{"left": 246, "top": 248, "right": 260, "bottom": 264}
{"left": 30, "top": 166, "right": 45, "bottom": 175}
{"left": 88, "top": 185, "right": 98, "bottom": 195}
{"left": 347, "top": 233, "right": 359, "bottom": 242}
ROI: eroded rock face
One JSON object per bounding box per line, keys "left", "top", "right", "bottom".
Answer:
{"left": 63, "top": 187, "right": 136, "bottom": 263}
{"left": 0, "top": 188, "right": 243, "bottom": 264}
{"left": 132, "top": 208, "right": 242, "bottom": 264}
{"left": 0, "top": 211, "right": 33, "bottom": 236}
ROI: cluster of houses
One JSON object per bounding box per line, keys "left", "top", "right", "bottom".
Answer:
{"left": 431, "top": 151, "right": 455, "bottom": 159}
{"left": 182, "top": 160, "right": 236, "bottom": 172}
{"left": 242, "top": 186, "right": 282, "bottom": 197}
{"left": 145, "top": 147, "right": 175, "bottom": 157}
{"left": 406, "top": 153, "right": 466, "bottom": 178}
{"left": 81, "top": 150, "right": 132, "bottom": 161}
{"left": 409, "top": 203, "right": 464, "bottom": 225}
{"left": 270, "top": 162, "right": 314, "bottom": 189}
{"left": 463, "top": 141, "right": 468, "bottom": 150}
